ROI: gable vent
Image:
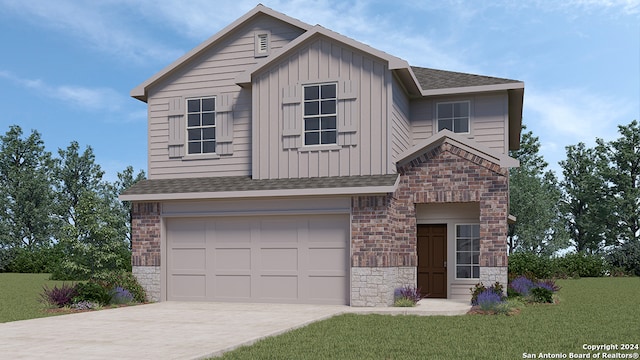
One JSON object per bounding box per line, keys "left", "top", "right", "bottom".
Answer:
{"left": 258, "top": 33, "right": 268, "bottom": 53}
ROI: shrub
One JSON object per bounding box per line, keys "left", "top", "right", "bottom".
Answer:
{"left": 74, "top": 281, "right": 111, "bottom": 305}
{"left": 470, "top": 282, "right": 504, "bottom": 305}
{"left": 110, "top": 286, "right": 134, "bottom": 304}
{"left": 393, "top": 286, "right": 423, "bottom": 304}
{"left": 509, "top": 276, "right": 536, "bottom": 297}
{"left": 508, "top": 252, "right": 556, "bottom": 279}
{"left": 40, "top": 283, "right": 78, "bottom": 307}
{"left": 90, "top": 270, "right": 146, "bottom": 303}
{"left": 6, "top": 246, "right": 62, "bottom": 273}
{"left": 536, "top": 279, "right": 561, "bottom": 293}
{"left": 530, "top": 287, "right": 554, "bottom": 303}
{"left": 477, "top": 290, "right": 504, "bottom": 311}
{"left": 554, "top": 252, "right": 607, "bottom": 278}
{"left": 393, "top": 297, "right": 416, "bottom": 307}
{"left": 607, "top": 241, "right": 640, "bottom": 276}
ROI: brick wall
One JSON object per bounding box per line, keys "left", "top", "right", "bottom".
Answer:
{"left": 131, "top": 202, "right": 161, "bottom": 267}
{"left": 350, "top": 142, "right": 509, "bottom": 304}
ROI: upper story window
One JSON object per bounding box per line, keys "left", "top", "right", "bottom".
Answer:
{"left": 303, "top": 83, "right": 337, "bottom": 146}
{"left": 437, "top": 101, "right": 470, "bottom": 133}
{"left": 456, "top": 224, "right": 480, "bottom": 279}
{"left": 186, "top": 97, "right": 216, "bottom": 154}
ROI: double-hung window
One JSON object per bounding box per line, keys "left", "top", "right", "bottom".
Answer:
{"left": 437, "top": 101, "right": 469, "bottom": 133}
{"left": 303, "top": 83, "right": 337, "bottom": 146}
{"left": 456, "top": 224, "right": 480, "bottom": 279}
{"left": 187, "top": 97, "right": 216, "bottom": 154}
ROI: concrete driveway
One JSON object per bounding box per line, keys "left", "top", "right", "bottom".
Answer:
{"left": 0, "top": 300, "right": 470, "bottom": 359}
{"left": 0, "top": 302, "right": 347, "bottom": 360}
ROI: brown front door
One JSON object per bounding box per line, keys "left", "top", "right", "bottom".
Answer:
{"left": 417, "top": 224, "right": 447, "bottom": 298}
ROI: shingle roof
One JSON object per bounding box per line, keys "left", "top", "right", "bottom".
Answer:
{"left": 122, "top": 174, "right": 399, "bottom": 196}
{"left": 411, "top": 66, "right": 521, "bottom": 91}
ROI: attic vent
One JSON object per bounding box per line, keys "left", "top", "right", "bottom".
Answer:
{"left": 255, "top": 32, "right": 270, "bottom": 57}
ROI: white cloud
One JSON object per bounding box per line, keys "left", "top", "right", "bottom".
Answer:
{"left": 526, "top": 88, "right": 630, "bottom": 143}
{"left": 0, "top": 0, "right": 183, "bottom": 64}
{"left": 0, "top": 70, "right": 127, "bottom": 112}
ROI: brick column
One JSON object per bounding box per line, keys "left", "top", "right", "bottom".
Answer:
{"left": 131, "top": 202, "right": 161, "bottom": 301}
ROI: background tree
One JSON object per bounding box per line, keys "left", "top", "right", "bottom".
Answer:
{"left": 110, "top": 166, "right": 146, "bottom": 246}
{"left": 508, "top": 127, "right": 568, "bottom": 255}
{"left": 0, "top": 126, "right": 55, "bottom": 270}
{"left": 560, "top": 143, "right": 611, "bottom": 253}
{"left": 596, "top": 120, "right": 640, "bottom": 245}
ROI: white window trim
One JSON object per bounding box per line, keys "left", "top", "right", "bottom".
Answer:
{"left": 302, "top": 82, "right": 338, "bottom": 148}
{"left": 454, "top": 223, "right": 480, "bottom": 280}
{"left": 436, "top": 100, "right": 471, "bottom": 135}
{"left": 185, "top": 96, "right": 217, "bottom": 157}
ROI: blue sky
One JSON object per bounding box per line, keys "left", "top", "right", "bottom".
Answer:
{"left": 1, "top": 0, "right": 638, "bottom": 181}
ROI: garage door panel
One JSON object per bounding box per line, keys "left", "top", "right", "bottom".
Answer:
{"left": 215, "top": 275, "right": 251, "bottom": 299}
{"left": 167, "top": 219, "right": 206, "bottom": 244}
{"left": 308, "top": 248, "right": 347, "bottom": 271}
{"left": 167, "top": 214, "right": 349, "bottom": 304}
{"left": 170, "top": 275, "right": 206, "bottom": 300}
{"left": 213, "top": 220, "right": 252, "bottom": 244}
{"left": 308, "top": 276, "right": 348, "bottom": 304}
{"left": 259, "top": 276, "right": 298, "bottom": 300}
{"left": 258, "top": 219, "right": 300, "bottom": 243}
{"left": 171, "top": 248, "right": 206, "bottom": 271}
{"left": 260, "top": 248, "right": 298, "bottom": 271}
{"left": 214, "top": 248, "right": 251, "bottom": 271}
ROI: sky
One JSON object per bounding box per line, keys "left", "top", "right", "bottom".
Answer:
{"left": 0, "top": 0, "right": 638, "bottom": 181}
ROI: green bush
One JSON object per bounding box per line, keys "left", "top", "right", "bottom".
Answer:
{"left": 508, "top": 252, "right": 556, "bottom": 279}
{"left": 607, "top": 241, "right": 640, "bottom": 276}
{"left": 393, "top": 298, "right": 416, "bottom": 307}
{"left": 554, "top": 252, "right": 607, "bottom": 278}
{"left": 90, "top": 270, "right": 146, "bottom": 303}
{"left": 6, "top": 246, "right": 62, "bottom": 273}
{"left": 530, "top": 287, "right": 554, "bottom": 303}
{"left": 74, "top": 281, "right": 111, "bottom": 305}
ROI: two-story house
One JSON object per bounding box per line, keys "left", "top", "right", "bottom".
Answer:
{"left": 121, "top": 4, "right": 523, "bottom": 306}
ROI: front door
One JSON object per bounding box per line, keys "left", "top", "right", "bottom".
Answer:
{"left": 417, "top": 224, "right": 447, "bottom": 298}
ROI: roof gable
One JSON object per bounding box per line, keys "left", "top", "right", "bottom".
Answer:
{"left": 397, "top": 129, "right": 519, "bottom": 169}
{"left": 131, "top": 4, "right": 312, "bottom": 102}
{"left": 235, "top": 25, "right": 409, "bottom": 86}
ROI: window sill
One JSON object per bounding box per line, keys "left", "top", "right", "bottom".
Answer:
{"left": 183, "top": 153, "right": 221, "bottom": 161}
{"left": 298, "top": 144, "right": 342, "bottom": 152}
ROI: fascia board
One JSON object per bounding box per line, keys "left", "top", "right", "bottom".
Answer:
{"left": 119, "top": 181, "right": 399, "bottom": 202}
{"left": 420, "top": 82, "right": 524, "bottom": 97}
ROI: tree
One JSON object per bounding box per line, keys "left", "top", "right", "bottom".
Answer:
{"left": 51, "top": 142, "right": 131, "bottom": 279}
{"left": 110, "top": 166, "right": 146, "bottom": 246}
{"left": 508, "top": 127, "right": 568, "bottom": 256}
{"left": 596, "top": 120, "right": 640, "bottom": 245}
{"left": 559, "top": 143, "right": 611, "bottom": 253}
{"left": 0, "top": 126, "right": 55, "bottom": 270}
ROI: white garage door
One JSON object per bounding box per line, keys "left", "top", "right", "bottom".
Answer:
{"left": 166, "top": 214, "right": 350, "bottom": 305}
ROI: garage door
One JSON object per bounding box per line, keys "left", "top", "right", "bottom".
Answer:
{"left": 166, "top": 214, "right": 350, "bottom": 305}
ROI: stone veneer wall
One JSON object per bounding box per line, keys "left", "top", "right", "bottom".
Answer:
{"left": 351, "top": 142, "right": 510, "bottom": 306}
{"left": 131, "top": 202, "right": 162, "bottom": 302}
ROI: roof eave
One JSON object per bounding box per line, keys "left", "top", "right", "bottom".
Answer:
{"left": 420, "top": 81, "right": 524, "bottom": 97}
{"left": 131, "top": 4, "right": 312, "bottom": 103}
{"left": 119, "top": 181, "right": 398, "bottom": 202}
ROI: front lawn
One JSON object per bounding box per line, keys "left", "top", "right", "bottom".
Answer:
{"left": 218, "top": 277, "right": 640, "bottom": 359}
{"left": 0, "top": 273, "right": 71, "bottom": 323}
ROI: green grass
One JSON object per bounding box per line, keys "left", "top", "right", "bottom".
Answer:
{"left": 218, "top": 278, "right": 640, "bottom": 360}
{"left": 0, "top": 273, "right": 72, "bottom": 323}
